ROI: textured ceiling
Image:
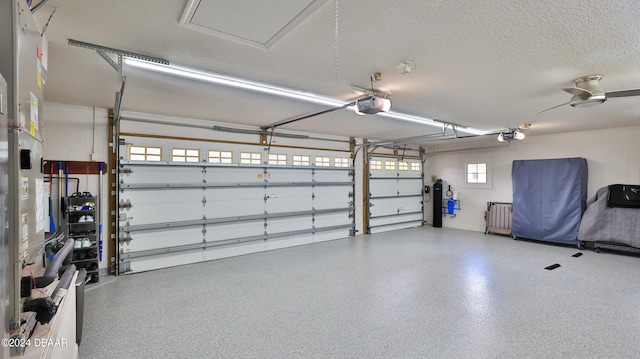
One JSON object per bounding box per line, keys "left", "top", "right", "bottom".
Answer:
{"left": 35, "top": 0, "right": 640, "bottom": 144}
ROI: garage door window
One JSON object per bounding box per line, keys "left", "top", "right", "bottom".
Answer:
{"left": 172, "top": 148, "right": 200, "bottom": 162}
{"left": 370, "top": 160, "right": 382, "bottom": 170}
{"left": 240, "top": 152, "right": 262, "bottom": 164}
{"left": 208, "top": 150, "right": 233, "bottom": 164}
{"left": 293, "top": 155, "right": 311, "bottom": 166}
{"left": 268, "top": 153, "right": 287, "bottom": 165}
{"left": 385, "top": 161, "right": 396, "bottom": 171}
{"left": 129, "top": 145, "right": 162, "bottom": 161}
{"left": 335, "top": 157, "right": 349, "bottom": 167}
{"left": 315, "top": 156, "right": 331, "bottom": 167}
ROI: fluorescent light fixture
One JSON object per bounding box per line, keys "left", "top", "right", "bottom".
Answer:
{"left": 378, "top": 112, "right": 490, "bottom": 136}
{"left": 125, "top": 58, "right": 344, "bottom": 108}
{"left": 125, "top": 58, "right": 491, "bottom": 136}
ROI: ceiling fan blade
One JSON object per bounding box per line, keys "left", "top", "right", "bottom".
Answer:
{"left": 534, "top": 102, "right": 570, "bottom": 114}
{"left": 605, "top": 88, "right": 640, "bottom": 98}
{"left": 562, "top": 87, "right": 592, "bottom": 100}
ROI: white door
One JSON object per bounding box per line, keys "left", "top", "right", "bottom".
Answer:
{"left": 367, "top": 156, "right": 424, "bottom": 233}
{"left": 117, "top": 137, "right": 354, "bottom": 273}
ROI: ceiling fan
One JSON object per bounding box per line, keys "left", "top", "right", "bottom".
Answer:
{"left": 536, "top": 74, "right": 640, "bottom": 114}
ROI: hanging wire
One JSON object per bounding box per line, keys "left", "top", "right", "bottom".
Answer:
{"left": 41, "top": 7, "right": 57, "bottom": 37}
{"left": 334, "top": 0, "right": 339, "bottom": 83}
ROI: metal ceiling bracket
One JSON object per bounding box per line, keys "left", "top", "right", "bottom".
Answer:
{"left": 68, "top": 38, "right": 167, "bottom": 102}
{"left": 96, "top": 49, "right": 125, "bottom": 83}
{"left": 68, "top": 39, "right": 158, "bottom": 122}
{"left": 68, "top": 38, "right": 169, "bottom": 66}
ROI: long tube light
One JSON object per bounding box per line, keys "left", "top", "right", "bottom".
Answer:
{"left": 124, "top": 58, "right": 491, "bottom": 136}
{"left": 125, "top": 58, "right": 344, "bottom": 108}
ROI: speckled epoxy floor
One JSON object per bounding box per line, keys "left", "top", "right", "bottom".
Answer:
{"left": 79, "top": 227, "right": 640, "bottom": 358}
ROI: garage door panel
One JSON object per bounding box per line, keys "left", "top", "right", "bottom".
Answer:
{"left": 127, "top": 250, "right": 204, "bottom": 273}
{"left": 204, "top": 167, "right": 263, "bottom": 183}
{"left": 206, "top": 222, "right": 265, "bottom": 242}
{"left": 265, "top": 235, "right": 313, "bottom": 251}
{"left": 267, "top": 216, "right": 312, "bottom": 233}
{"left": 121, "top": 227, "right": 203, "bottom": 253}
{"left": 369, "top": 197, "right": 422, "bottom": 216}
{"left": 203, "top": 241, "right": 266, "bottom": 261}
{"left": 266, "top": 168, "right": 312, "bottom": 182}
{"left": 314, "top": 229, "right": 350, "bottom": 243}
{"left": 122, "top": 189, "right": 203, "bottom": 224}
{"left": 118, "top": 131, "right": 354, "bottom": 273}
{"left": 120, "top": 188, "right": 202, "bottom": 205}
{"left": 265, "top": 188, "right": 312, "bottom": 212}
{"left": 122, "top": 166, "right": 203, "bottom": 184}
{"left": 396, "top": 179, "right": 423, "bottom": 194}
{"left": 398, "top": 167, "right": 421, "bottom": 178}
{"left": 124, "top": 202, "right": 201, "bottom": 224}
{"left": 370, "top": 211, "right": 423, "bottom": 225}
{"left": 369, "top": 221, "right": 423, "bottom": 234}
{"left": 369, "top": 180, "right": 400, "bottom": 196}
{"left": 368, "top": 155, "right": 424, "bottom": 233}
{"left": 203, "top": 188, "right": 265, "bottom": 218}
{"left": 313, "top": 187, "right": 351, "bottom": 209}
{"left": 314, "top": 213, "right": 352, "bottom": 228}
{"left": 314, "top": 169, "right": 351, "bottom": 182}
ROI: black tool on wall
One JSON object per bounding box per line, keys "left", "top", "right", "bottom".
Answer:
{"left": 433, "top": 179, "right": 443, "bottom": 227}
{"left": 20, "top": 149, "right": 31, "bottom": 169}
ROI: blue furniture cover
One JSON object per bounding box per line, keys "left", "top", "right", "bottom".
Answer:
{"left": 512, "top": 157, "right": 588, "bottom": 244}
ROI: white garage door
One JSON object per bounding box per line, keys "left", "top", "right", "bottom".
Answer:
{"left": 117, "top": 135, "right": 354, "bottom": 273}
{"left": 367, "top": 156, "right": 424, "bottom": 233}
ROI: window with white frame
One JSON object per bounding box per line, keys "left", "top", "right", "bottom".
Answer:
{"left": 334, "top": 157, "right": 350, "bottom": 168}
{"left": 129, "top": 145, "right": 162, "bottom": 162}
{"left": 172, "top": 148, "right": 200, "bottom": 162}
{"left": 292, "top": 155, "right": 310, "bottom": 166}
{"left": 410, "top": 162, "right": 421, "bottom": 172}
{"left": 268, "top": 153, "right": 287, "bottom": 165}
{"left": 385, "top": 161, "right": 396, "bottom": 171}
{"left": 208, "top": 150, "right": 233, "bottom": 164}
{"left": 315, "top": 156, "right": 331, "bottom": 167}
{"left": 398, "top": 161, "right": 409, "bottom": 171}
{"left": 466, "top": 162, "right": 487, "bottom": 184}
{"left": 240, "top": 152, "right": 262, "bottom": 165}
{"left": 370, "top": 160, "right": 382, "bottom": 170}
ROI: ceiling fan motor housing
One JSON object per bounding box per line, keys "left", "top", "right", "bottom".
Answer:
{"left": 570, "top": 75, "right": 606, "bottom": 107}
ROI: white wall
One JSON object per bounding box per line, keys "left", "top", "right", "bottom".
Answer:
{"left": 425, "top": 125, "right": 640, "bottom": 232}
{"left": 42, "top": 103, "right": 111, "bottom": 270}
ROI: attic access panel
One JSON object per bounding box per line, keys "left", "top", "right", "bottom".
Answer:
{"left": 180, "top": 0, "right": 327, "bottom": 49}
